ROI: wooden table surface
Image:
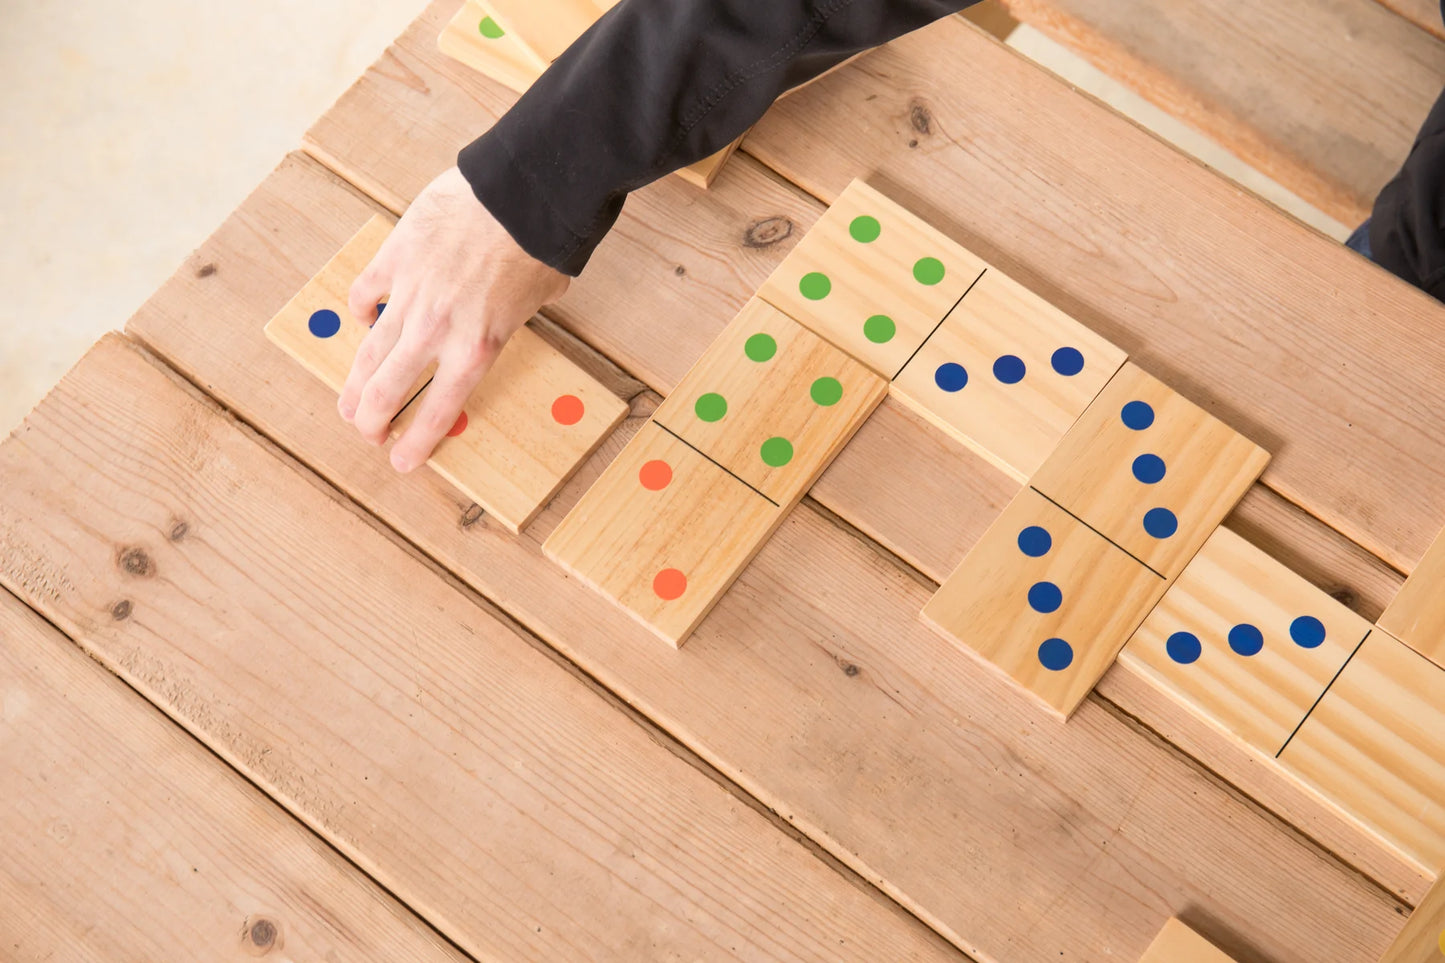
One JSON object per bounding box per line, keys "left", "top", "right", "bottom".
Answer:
{"left": 4, "top": 2, "right": 1444, "bottom": 960}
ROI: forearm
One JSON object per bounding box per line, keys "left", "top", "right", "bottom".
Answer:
{"left": 459, "top": 0, "right": 978, "bottom": 275}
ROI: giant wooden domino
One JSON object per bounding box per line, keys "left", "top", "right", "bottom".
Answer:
{"left": 264, "top": 215, "right": 628, "bottom": 534}
{"left": 1377, "top": 872, "right": 1445, "bottom": 963}
{"left": 1138, "top": 918, "right": 1239, "bottom": 963}
{"left": 437, "top": 0, "right": 741, "bottom": 189}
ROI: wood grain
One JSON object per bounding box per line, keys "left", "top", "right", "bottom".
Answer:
{"left": 121, "top": 151, "right": 1411, "bottom": 962}
{"left": 1375, "top": 0, "right": 1445, "bottom": 41}
{"left": 0, "top": 334, "right": 966, "bottom": 962}
{"left": 925, "top": 486, "right": 1167, "bottom": 718}
{"left": 544, "top": 420, "right": 785, "bottom": 646}
{"left": 1378, "top": 525, "right": 1445, "bottom": 670}
{"left": 892, "top": 266, "right": 1127, "bottom": 481}
{"left": 995, "top": 0, "right": 1445, "bottom": 224}
{"left": 651, "top": 298, "right": 886, "bottom": 505}
{"left": 1138, "top": 918, "right": 1240, "bottom": 963}
{"left": 756, "top": 179, "right": 985, "bottom": 379}
{"left": 1120, "top": 525, "right": 1372, "bottom": 758}
{"left": 1379, "top": 871, "right": 1445, "bottom": 963}
{"left": 1279, "top": 631, "right": 1445, "bottom": 876}
{"left": 1032, "top": 362, "right": 1269, "bottom": 580}
{"left": 742, "top": 15, "right": 1445, "bottom": 575}
{"left": 0, "top": 589, "right": 466, "bottom": 963}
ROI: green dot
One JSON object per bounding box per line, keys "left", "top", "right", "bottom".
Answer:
{"left": 913, "top": 257, "right": 945, "bottom": 285}
{"left": 799, "top": 272, "right": 832, "bottom": 300}
{"left": 863, "top": 314, "right": 896, "bottom": 344}
{"left": 849, "top": 215, "right": 881, "bottom": 243}
{"left": 695, "top": 392, "right": 727, "bottom": 423}
{"left": 760, "top": 437, "right": 793, "bottom": 467}
{"left": 744, "top": 333, "right": 777, "bottom": 362}
{"left": 478, "top": 16, "right": 505, "bottom": 38}
{"left": 810, "top": 377, "right": 843, "bottom": 406}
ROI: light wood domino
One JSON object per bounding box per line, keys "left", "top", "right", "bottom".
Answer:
{"left": 265, "top": 216, "right": 627, "bottom": 532}
{"left": 891, "top": 266, "right": 1127, "bottom": 481}
{"left": 1379, "top": 524, "right": 1445, "bottom": 671}
{"left": 1120, "top": 525, "right": 1371, "bottom": 758}
{"left": 1031, "top": 362, "right": 1269, "bottom": 579}
{"left": 1278, "top": 630, "right": 1445, "bottom": 876}
{"left": 544, "top": 420, "right": 786, "bottom": 647}
{"left": 651, "top": 298, "right": 886, "bottom": 506}
{"left": 923, "top": 486, "right": 1167, "bottom": 718}
{"left": 757, "top": 179, "right": 987, "bottom": 378}
{"left": 1138, "top": 918, "right": 1240, "bottom": 963}
{"left": 1378, "top": 872, "right": 1445, "bottom": 963}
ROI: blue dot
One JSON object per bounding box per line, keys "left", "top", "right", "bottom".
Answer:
{"left": 1167, "top": 631, "right": 1202, "bottom": 665}
{"left": 1051, "top": 346, "right": 1084, "bottom": 376}
{"left": 1290, "top": 616, "right": 1326, "bottom": 649}
{"left": 1143, "top": 507, "right": 1178, "bottom": 539}
{"left": 934, "top": 362, "right": 968, "bottom": 392}
{"left": 375, "top": 301, "right": 387, "bottom": 315}
{"left": 1132, "top": 453, "right": 1167, "bottom": 484}
{"left": 1038, "top": 638, "right": 1074, "bottom": 671}
{"left": 1017, "top": 525, "right": 1053, "bottom": 558}
{"left": 1229, "top": 623, "right": 1264, "bottom": 657}
{"left": 1027, "top": 581, "right": 1062, "bottom": 614}
{"left": 308, "top": 309, "right": 341, "bottom": 338}
{"left": 993, "top": 355, "right": 1026, "bottom": 384}
{"left": 1121, "top": 400, "right": 1155, "bottom": 430}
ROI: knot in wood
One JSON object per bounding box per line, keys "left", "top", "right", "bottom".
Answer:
{"left": 117, "top": 547, "right": 154, "bottom": 578}
{"left": 909, "top": 98, "right": 933, "bottom": 136}
{"left": 460, "top": 504, "right": 484, "bottom": 528}
{"left": 110, "top": 599, "right": 132, "bottom": 621}
{"left": 241, "top": 915, "right": 281, "bottom": 955}
{"left": 743, "top": 216, "right": 793, "bottom": 249}
{"left": 196, "top": 263, "right": 217, "bottom": 278}
{"left": 169, "top": 521, "right": 189, "bottom": 542}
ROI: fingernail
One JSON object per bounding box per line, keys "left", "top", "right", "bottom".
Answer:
{"left": 391, "top": 451, "right": 412, "bottom": 473}
{"left": 338, "top": 400, "right": 355, "bottom": 421}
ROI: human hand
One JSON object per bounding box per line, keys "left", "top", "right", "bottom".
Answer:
{"left": 339, "top": 166, "right": 570, "bottom": 472}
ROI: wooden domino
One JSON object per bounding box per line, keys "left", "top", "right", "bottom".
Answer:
{"left": 651, "top": 299, "right": 887, "bottom": 506}
{"left": 756, "top": 179, "right": 987, "bottom": 378}
{"left": 482, "top": 0, "right": 615, "bottom": 64}
{"left": 1379, "top": 525, "right": 1445, "bottom": 671}
{"left": 391, "top": 325, "right": 628, "bottom": 532}
{"left": 265, "top": 215, "right": 627, "bottom": 534}
{"left": 543, "top": 420, "right": 785, "bottom": 646}
{"left": 1119, "top": 526, "right": 1371, "bottom": 758}
{"left": 1138, "top": 918, "right": 1239, "bottom": 963}
{"left": 436, "top": 0, "right": 738, "bottom": 189}
{"left": 1030, "top": 362, "right": 1270, "bottom": 580}
{"left": 1378, "top": 872, "right": 1445, "bottom": 963}
{"left": 891, "top": 267, "right": 1127, "bottom": 481}
{"left": 923, "top": 487, "right": 1168, "bottom": 719}
{"left": 1277, "top": 630, "right": 1445, "bottom": 875}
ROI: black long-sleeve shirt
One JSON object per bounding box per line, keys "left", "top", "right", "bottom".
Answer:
{"left": 457, "top": 0, "right": 977, "bottom": 276}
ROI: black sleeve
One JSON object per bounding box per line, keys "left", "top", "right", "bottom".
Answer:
{"left": 1368, "top": 84, "right": 1445, "bottom": 300}
{"left": 458, "top": 0, "right": 979, "bottom": 276}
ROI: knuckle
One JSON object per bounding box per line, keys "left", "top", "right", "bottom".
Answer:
{"left": 363, "top": 382, "right": 398, "bottom": 412}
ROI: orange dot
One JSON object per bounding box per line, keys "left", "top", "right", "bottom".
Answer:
{"left": 447, "top": 411, "right": 468, "bottom": 437}
{"left": 653, "top": 568, "right": 687, "bottom": 601}
{"left": 638, "top": 459, "right": 673, "bottom": 491}
{"left": 552, "top": 394, "right": 584, "bottom": 426}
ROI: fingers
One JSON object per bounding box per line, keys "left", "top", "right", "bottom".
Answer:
{"left": 338, "top": 303, "right": 404, "bottom": 422}
{"left": 350, "top": 309, "right": 441, "bottom": 445}
{"left": 389, "top": 347, "right": 495, "bottom": 473}
{"left": 348, "top": 260, "right": 391, "bottom": 327}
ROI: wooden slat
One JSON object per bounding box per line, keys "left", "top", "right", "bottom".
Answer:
{"left": 120, "top": 147, "right": 1413, "bottom": 962}
{"left": 742, "top": 15, "right": 1445, "bottom": 576}
{"left": 0, "top": 335, "right": 965, "bottom": 962}
{"left": 1376, "top": 0, "right": 1445, "bottom": 41}
{"left": 1379, "top": 871, "right": 1445, "bottom": 963}
{"left": 295, "top": 0, "right": 1425, "bottom": 901}
{"left": 0, "top": 589, "right": 466, "bottom": 963}
{"left": 1138, "top": 918, "right": 1239, "bottom": 963}
{"left": 995, "top": 0, "right": 1445, "bottom": 224}
{"left": 1378, "top": 524, "right": 1445, "bottom": 670}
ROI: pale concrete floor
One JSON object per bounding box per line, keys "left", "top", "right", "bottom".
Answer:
{"left": 0, "top": 8, "right": 1348, "bottom": 437}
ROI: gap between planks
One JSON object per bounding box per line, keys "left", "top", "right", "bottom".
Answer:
{"left": 115, "top": 331, "right": 984, "bottom": 960}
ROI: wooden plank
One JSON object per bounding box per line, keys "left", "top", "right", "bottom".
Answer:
{"left": 0, "top": 333, "right": 966, "bottom": 962}
{"left": 1138, "top": 918, "right": 1239, "bottom": 963}
{"left": 891, "top": 266, "right": 1127, "bottom": 481}
{"left": 0, "top": 589, "right": 467, "bottom": 963}
{"left": 651, "top": 298, "right": 886, "bottom": 506}
{"left": 1379, "top": 872, "right": 1445, "bottom": 963}
{"left": 297, "top": 0, "right": 1428, "bottom": 901}
{"left": 995, "top": 0, "right": 1445, "bottom": 225}
{"left": 265, "top": 215, "right": 628, "bottom": 533}
{"left": 544, "top": 420, "right": 785, "bottom": 646}
{"left": 1031, "top": 362, "right": 1269, "bottom": 579}
{"left": 1119, "top": 525, "right": 1372, "bottom": 758}
{"left": 756, "top": 179, "right": 986, "bottom": 379}
{"left": 1379, "top": 525, "right": 1445, "bottom": 670}
{"left": 1375, "top": 0, "right": 1445, "bottom": 42}
{"left": 1279, "top": 630, "right": 1445, "bottom": 876}
{"left": 924, "top": 486, "right": 1166, "bottom": 718}
{"left": 741, "top": 14, "right": 1445, "bottom": 576}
